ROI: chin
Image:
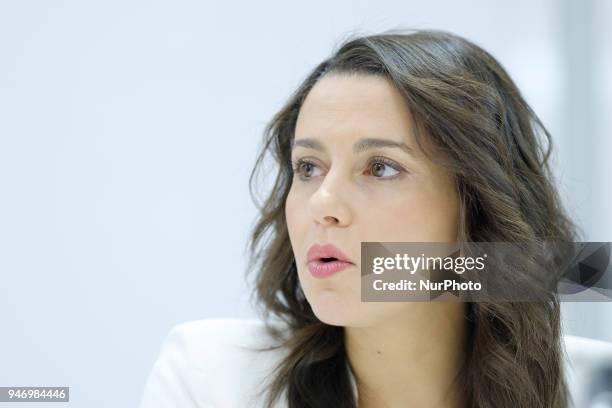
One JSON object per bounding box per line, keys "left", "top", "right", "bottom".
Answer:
{"left": 307, "top": 290, "right": 360, "bottom": 327}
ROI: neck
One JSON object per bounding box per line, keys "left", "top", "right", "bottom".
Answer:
{"left": 344, "top": 302, "right": 469, "bottom": 408}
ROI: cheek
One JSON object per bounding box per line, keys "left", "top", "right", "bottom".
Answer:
{"left": 362, "top": 186, "right": 458, "bottom": 241}
{"left": 285, "top": 185, "right": 305, "bottom": 221}
{"left": 285, "top": 192, "right": 297, "bottom": 239}
{"left": 285, "top": 187, "right": 308, "bottom": 258}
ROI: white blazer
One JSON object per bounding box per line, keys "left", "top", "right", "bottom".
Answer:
{"left": 138, "top": 318, "right": 612, "bottom": 408}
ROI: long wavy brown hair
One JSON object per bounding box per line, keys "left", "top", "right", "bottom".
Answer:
{"left": 244, "top": 29, "right": 581, "bottom": 408}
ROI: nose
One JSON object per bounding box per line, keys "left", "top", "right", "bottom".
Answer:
{"left": 308, "top": 171, "right": 352, "bottom": 227}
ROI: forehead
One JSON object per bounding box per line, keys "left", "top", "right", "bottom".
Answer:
{"left": 295, "top": 73, "right": 416, "bottom": 140}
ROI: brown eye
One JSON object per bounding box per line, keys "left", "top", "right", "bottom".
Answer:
{"left": 300, "top": 162, "right": 314, "bottom": 177}
{"left": 368, "top": 160, "right": 401, "bottom": 179}
{"left": 291, "top": 158, "right": 321, "bottom": 180}
{"left": 371, "top": 162, "right": 385, "bottom": 177}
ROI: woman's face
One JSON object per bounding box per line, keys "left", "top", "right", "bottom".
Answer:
{"left": 285, "top": 73, "right": 460, "bottom": 327}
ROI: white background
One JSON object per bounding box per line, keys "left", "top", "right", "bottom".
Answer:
{"left": 1, "top": 1, "right": 610, "bottom": 407}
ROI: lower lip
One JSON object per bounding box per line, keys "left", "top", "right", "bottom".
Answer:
{"left": 308, "top": 259, "right": 353, "bottom": 278}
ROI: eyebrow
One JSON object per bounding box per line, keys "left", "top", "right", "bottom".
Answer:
{"left": 292, "top": 137, "right": 417, "bottom": 158}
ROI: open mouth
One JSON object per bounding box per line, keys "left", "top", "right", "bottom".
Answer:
{"left": 308, "top": 256, "right": 353, "bottom": 278}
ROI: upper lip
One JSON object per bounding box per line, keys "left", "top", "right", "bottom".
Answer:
{"left": 307, "top": 243, "right": 354, "bottom": 264}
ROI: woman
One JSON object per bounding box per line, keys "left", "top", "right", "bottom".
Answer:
{"left": 140, "top": 29, "right": 580, "bottom": 408}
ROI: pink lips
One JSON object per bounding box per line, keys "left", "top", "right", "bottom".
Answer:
{"left": 306, "top": 243, "right": 354, "bottom": 278}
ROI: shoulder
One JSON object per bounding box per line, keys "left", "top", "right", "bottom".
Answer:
{"left": 563, "top": 333, "right": 612, "bottom": 375}
{"left": 163, "top": 317, "right": 288, "bottom": 360}
{"left": 563, "top": 334, "right": 612, "bottom": 362}
{"left": 562, "top": 334, "right": 612, "bottom": 406}
{"left": 139, "top": 317, "right": 290, "bottom": 408}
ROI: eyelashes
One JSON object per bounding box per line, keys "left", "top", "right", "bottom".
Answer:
{"left": 290, "top": 155, "right": 407, "bottom": 182}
